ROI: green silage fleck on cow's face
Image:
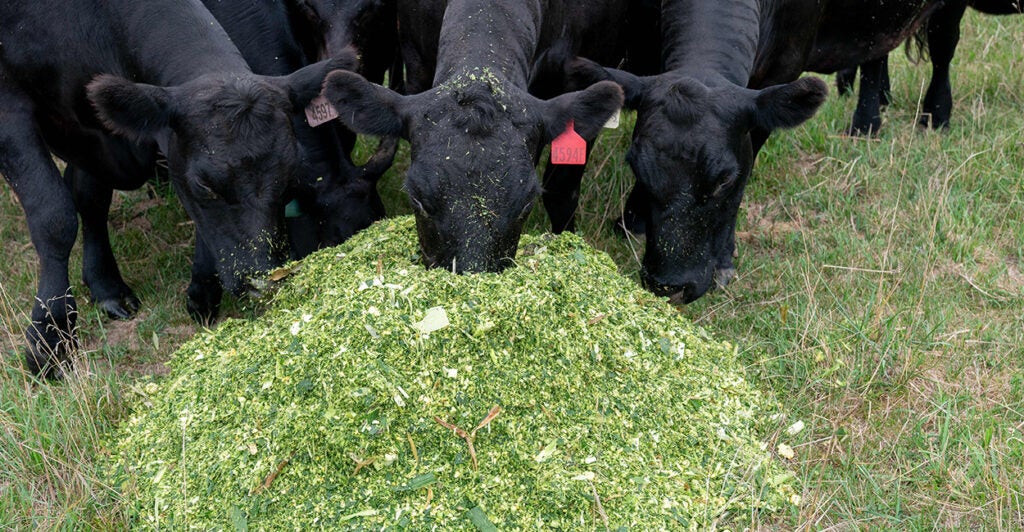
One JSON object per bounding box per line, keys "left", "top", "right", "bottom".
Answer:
{"left": 108, "top": 216, "right": 797, "bottom": 529}
{"left": 436, "top": 66, "right": 509, "bottom": 104}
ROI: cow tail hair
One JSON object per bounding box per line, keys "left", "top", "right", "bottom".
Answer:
{"left": 904, "top": 23, "right": 930, "bottom": 65}
{"left": 904, "top": 0, "right": 948, "bottom": 65}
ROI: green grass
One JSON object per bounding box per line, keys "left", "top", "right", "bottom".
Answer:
{"left": 1, "top": 10, "right": 1023, "bottom": 529}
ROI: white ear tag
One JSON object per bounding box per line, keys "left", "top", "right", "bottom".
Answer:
{"left": 602, "top": 109, "right": 621, "bottom": 129}
{"left": 304, "top": 94, "right": 339, "bottom": 127}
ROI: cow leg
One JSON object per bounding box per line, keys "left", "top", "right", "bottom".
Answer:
{"left": 0, "top": 108, "right": 79, "bottom": 378}
{"left": 541, "top": 162, "right": 587, "bottom": 233}
{"left": 835, "top": 66, "right": 858, "bottom": 96}
{"left": 921, "top": 1, "right": 968, "bottom": 129}
{"left": 186, "top": 232, "right": 223, "bottom": 325}
{"left": 67, "top": 165, "right": 140, "bottom": 320}
{"left": 878, "top": 55, "right": 891, "bottom": 107}
{"left": 849, "top": 56, "right": 887, "bottom": 135}
{"left": 837, "top": 59, "right": 889, "bottom": 105}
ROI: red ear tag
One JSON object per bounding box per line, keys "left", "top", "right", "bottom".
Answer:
{"left": 304, "top": 93, "right": 339, "bottom": 127}
{"left": 550, "top": 120, "right": 587, "bottom": 165}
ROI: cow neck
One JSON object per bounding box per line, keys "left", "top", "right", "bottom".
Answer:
{"left": 661, "top": 0, "right": 759, "bottom": 87}
{"left": 118, "top": 0, "right": 252, "bottom": 86}
{"left": 432, "top": 0, "right": 543, "bottom": 89}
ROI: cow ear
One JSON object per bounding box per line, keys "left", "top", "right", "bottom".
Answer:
{"left": 538, "top": 80, "right": 624, "bottom": 141}
{"left": 278, "top": 50, "right": 360, "bottom": 109}
{"left": 322, "top": 69, "right": 407, "bottom": 138}
{"left": 87, "top": 75, "right": 173, "bottom": 143}
{"left": 749, "top": 76, "right": 828, "bottom": 131}
{"left": 567, "top": 58, "right": 648, "bottom": 110}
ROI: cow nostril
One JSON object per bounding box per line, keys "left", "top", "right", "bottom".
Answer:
{"left": 641, "top": 271, "right": 682, "bottom": 298}
{"left": 249, "top": 277, "right": 272, "bottom": 293}
{"left": 640, "top": 270, "right": 710, "bottom": 305}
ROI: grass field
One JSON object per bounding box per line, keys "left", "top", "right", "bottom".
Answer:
{"left": 1, "top": 10, "right": 1022, "bottom": 529}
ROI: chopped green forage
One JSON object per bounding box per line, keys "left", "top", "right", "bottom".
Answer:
{"left": 466, "top": 504, "right": 498, "bottom": 531}
{"left": 109, "top": 216, "right": 796, "bottom": 529}
{"left": 394, "top": 472, "right": 437, "bottom": 492}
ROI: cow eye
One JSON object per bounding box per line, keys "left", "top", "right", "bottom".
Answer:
{"left": 517, "top": 200, "right": 534, "bottom": 222}
{"left": 712, "top": 172, "right": 739, "bottom": 198}
{"left": 409, "top": 196, "right": 430, "bottom": 217}
{"left": 193, "top": 179, "right": 219, "bottom": 200}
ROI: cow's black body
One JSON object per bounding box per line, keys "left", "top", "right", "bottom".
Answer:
{"left": 838, "top": 0, "right": 1023, "bottom": 134}
{"left": 564, "top": 0, "right": 949, "bottom": 303}
{"left": 322, "top": 0, "right": 623, "bottom": 273}
{"left": 0, "top": 0, "right": 343, "bottom": 376}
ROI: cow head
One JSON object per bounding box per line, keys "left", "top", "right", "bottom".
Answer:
{"left": 323, "top": 67, "right": 623, "bottom": 272}
{"left": 88, "top": 58, "right": 347, "bottom": 295}
{"left": 273, "top": 50, "right": 391, "bottom": 257}
{"left": 570, "top": 60, "right": 827, "bottom": 303}
{"left": 298, "top": 134, "right": 395, "bottom": 250}
{"left": 290, "top": 0, "right": 396, "bottom": 82}
{"left": 282, "top": 128, "right": 393, "bottom": 259}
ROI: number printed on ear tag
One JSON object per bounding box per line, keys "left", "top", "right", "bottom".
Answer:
{"left": 550, "top": 121, "right": 587, "bottom": 165}
{"left": 304, "top": 94, "right": 339, "bottom": 127}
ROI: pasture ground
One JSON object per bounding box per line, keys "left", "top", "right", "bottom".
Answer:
{"left": 1, "top": 11, "right": 1022, "bottom": 529}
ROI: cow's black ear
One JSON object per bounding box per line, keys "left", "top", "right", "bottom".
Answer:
{"left": 322, "top": 70, "right": 407, "bottom": 138}
{"left": 750, "top": 76, "right": 828, "bottom": 131}
{"left": 567, "top": 59, "right": 648, "bottom": 110}
{"left": 87, "top": 75, "right": 173, "bottom": 143}
{"left": 538, "top": 80, "right": 624, "bottom": 141}
{"left": 279, "top": 50, "right": 360, "bottom": 109}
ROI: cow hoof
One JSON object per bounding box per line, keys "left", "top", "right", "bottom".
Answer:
{"left": 918, "top": 115, "right": 950, "bottom": 131}
{"left": 24, "top": 333, "right": 75, "bottom": 380}
{"left": 187, "top": 296, "right": 220, "bottom": 326}
{"left": 98, "top": 294, "right": 141, "bottom": 320}
{"left": 26, "top": 351, "right": 70, "bottom": 380}
{"left": 847, "top": 121, "right": 880, "bottom": 137}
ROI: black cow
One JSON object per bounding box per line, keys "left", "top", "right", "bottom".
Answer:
{"left": 564, "top": 0, "right": 946, "bottom": 303}
{"left": 288, "top": 0, "right": 399, "bottom": 87}
{"left": 0, "top": 0, "right": 345, "bottom": 377}
{"left": 321, "top": 0, "right": 624, "bottom": 273}
{"left": 68, "top": 0, "right": 389, "bottom": 325}
{"left": 201, "top": 0, "right": 393, "bottom": 261}
{"left": 525, "top": 2, "right": 662, "bottom": 235}
{"left": 838, "top": 0, "right": 1023, "bottom": 134}
{"left": 70, "top": 0, "right": 389, "bottom": 329}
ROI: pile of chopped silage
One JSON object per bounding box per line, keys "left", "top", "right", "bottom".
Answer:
{"left": 109, "top": 216, "right": 798, "bottom": 529}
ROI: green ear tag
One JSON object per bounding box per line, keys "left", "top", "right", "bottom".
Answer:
{"left": 285, "top": 199, "right": 304, "bottom": 219}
